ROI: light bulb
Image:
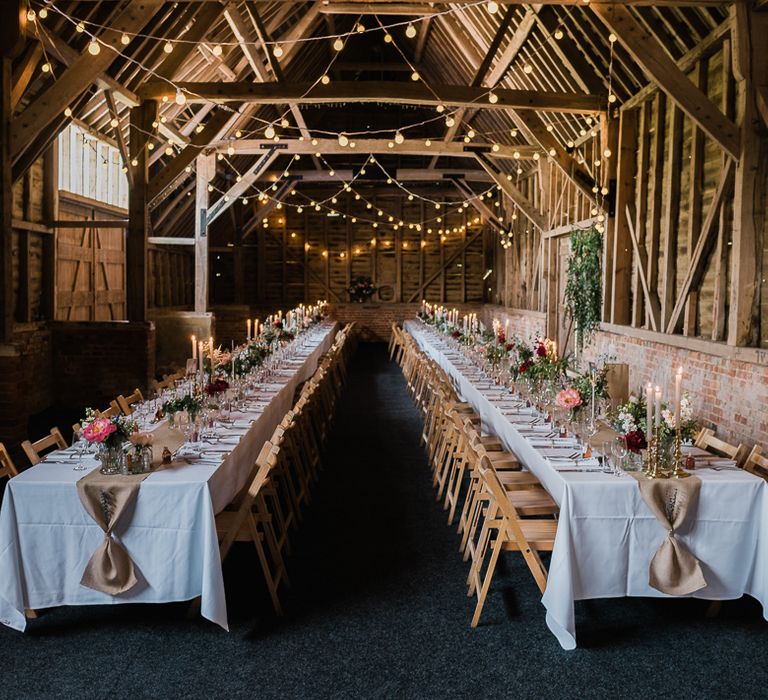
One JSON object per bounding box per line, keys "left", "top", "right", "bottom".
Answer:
{"left": 41, "top": 62, "right": 51, "bottom": 73}
{"left": 523, "top": 64, "right": 533, "bottom": 74}
{"left": 121, "top": 33, "right": 130, "bottom": 45}
{"left": 110, "top": 117, "right": 119, "bottom": 128}
{"left": 264, "top": 124, "right": 275, "bottom": 139}
{"left": 64, "top": 107, "right": 72, "bottom": 117}
{"left": 164, "top": 42, "right": 173, "bottom": 54}
{"left": 492, "top": 143, "right": 500, "bottom": 152}
{"left": 311, "top": 138, "right": 318, "bottom": 146}
{"left": 609, "top": 33, "right": 617, "bottom": 43}
{"left": 320, "top": 74, "right": 330, "bottom": 85}
{"left": 488, "top": 2, "right": 499, "bottom": 14}
{"left": 405, "top": 24, "right": 417, "bottom": 39}
{"left": 273, "top": 44, "right": 283, "bottom": 58}
{"left": 488, "top": 92, "right": 498, "bottom": 104}
{"left": 567, "top": 140, "right": 575, "bottom": 148}
{"left": 147, "top": 142, "right": 154, "bottom": 151}
{"left": 333, "top": 37, "right": 344, "bottom": 51}
{"left": 195, "top": 124, "right": 205, "bottom": 133}
{"left": 467, "top": 129, "right": 475, "bottom": 138}
{"left": 280, "top": 118, "right": 289, "bottom": 128}
{"left": 88, "top": 38, "right": 100, "bottom": 55}
{"left": 425, "top": 139, "right": 431, "bottom": 147}
{"left": 175, "top": 89, "right": 186, "bottom": 105}
{"left": 554, "top": 28, "right": 564, "bottom": 40}
{"left": 384, "top": 33, "right": 392, "bottom": 44}
{"left": 165, "top": 145, "right": 173, "bottom": 156}
{"left": 76, "top": 22, "right": 84, "bottom": 32}
{"left": 533, "top": 152, "right": 540, "bottom": 161}
{"left": 207, "top": 184, "right": 214, "bottom": 193}
{"left": 445, "top": 116, "right": 455, "bottom": 127}
{"left": 356, "top": 23, "right": 365, "bottom": 33}
{"left": 338, "top": 133, "right": 349, "bottom": 146}
{"left": 394, "top": 132, "right": 404, "bottom": 144}
{"left": 227, "top": 145, "right": 235, "bottom": 156}
{"left": 212, "top": 44, "right": 223, "bottom": 57}
{"left": 608, "top": 94, "right": 617, "bottom": 104}
{"left": 436, "top": 104, "right": 445, "bottom": 113}
{"left": 131, "top": 158, "right": 138, "bottom": 167}
{"left": 603, "top": 148, "right": 612, "bottom": 158}
{"left": 549, "top": 148, "right": 556, "bottom": 156}
{"left": 411, "top": 71, "right": 420, "bottom": 81}
{"left": 26, "top": 9, "right": 36, "bottom": 22}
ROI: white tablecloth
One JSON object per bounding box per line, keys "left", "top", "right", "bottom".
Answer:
{"left": 0, "top": 322, "right": 337, "bottom": 633}
{"left": 405, "top": 320, "right": 768, "bottom": 649}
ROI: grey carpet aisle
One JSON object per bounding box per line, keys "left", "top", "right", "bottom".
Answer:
{"left": 1, "top": 344, "right": 766, "bottom": 699}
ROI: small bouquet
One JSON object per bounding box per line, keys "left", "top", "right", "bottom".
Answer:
{"left": 348, "top": 276, "right": 376, "bottom": 302}
{"left": 81, "top": 409, "right": 137, "bottom": 450}
{"left": 205, "top": 378, "right": 230, "bottom": 396}
{"left": 607, "top": 395, "right": 647, "bottom": 452}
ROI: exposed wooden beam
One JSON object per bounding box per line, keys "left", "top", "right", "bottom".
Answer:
{"left": 10, "top": 42, "right": 42, "bottom": 110}
{"left": 414, "top": 15, "right": 433, "bottom": 63}
{"left": 624, "top": 205, "right": 660, "bottom": 332}
{"left": 11, "top": 1, "right": 163, "bottom": 160}
{"left": 475, "top": 154, "right": 547, "bottom": 231}
{"left": 487, "top": 8, "right": 539, "bottom": 87}
{"left": 104, "top": 90, "right": 132, "bottom": 188}
{"left": 224, "top": 2, "right": 268, "bottom": 81}
{"left": 591, "top": 3, "right": 739, "bottom": 160}
{"left": 148, "top": 237, "right": 195, "bottom": 246}
{"left": 220, "top": 137, "right": 537, "bottom": 159}
{"left": 666, "top": 158, "right": 735, "bottom": 334}
{"left": 257, "top": 168, "right": 494, "bottom": 183}
{"left": 195, "top": 153, "right": 216, "bottom": 312}
{"left": 140, "top": 80, "right": 605, "bottom": 113}
{"left": 318, "top": 3, "right": 439, "bottom": 14}
{"left": 452, "top": 180, "right": 505, "bottom": 233}
{"left": 206, "top": 149, "right": 279, "bottom": 226}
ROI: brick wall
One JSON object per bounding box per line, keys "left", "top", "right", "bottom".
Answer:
{"left": 329, "top": 302, "right": 485, "bottom": 342}
{"left": 484, "top": 306, "right": 768, "bottom": 452}
{"left": 0, "top": 325, "right": 54, "bottom": 452}
{"left": 51, "top": 321, "right": 156, "bottom": 415}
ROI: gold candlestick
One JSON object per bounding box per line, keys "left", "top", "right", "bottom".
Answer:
{"left": 668, "top": 426, "right": 691, "bottom": 479}
{"left": 645, "top": 424, "right": 668, "bottom": 479}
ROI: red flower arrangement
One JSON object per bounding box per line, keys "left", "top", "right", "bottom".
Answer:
{"left": 451, "top": 329, "right": 462, "bottom": 339}
{"left": 205, "top": 378, "right": 230, "bottom": 396}
{"left": 496, "top": 330, "right": 506, "bottom": 344}
{"left": 505, "top": 342, "right": 516, "bottom": 352}
{"left": 535, "top": 342, "right": 548, "bottom": 357}
{"left": 624, "top": 430, "right": 647, "bottom": 453}
{"left": 273, "top": 319, "right": 284, "bottom": 330}
{"left": 519, "top": 359, "right": 533, "bottom": 374}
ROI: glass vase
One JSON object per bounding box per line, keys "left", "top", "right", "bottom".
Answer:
{"left": 98, "top": 445, "right": 125, "bottom": 475}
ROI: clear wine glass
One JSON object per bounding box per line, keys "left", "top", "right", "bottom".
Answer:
{"left": 611, "top": 436, "right": 628, "bottom": 475}
{"left": 72, "top": 428, "right": 89, "bottom": 471}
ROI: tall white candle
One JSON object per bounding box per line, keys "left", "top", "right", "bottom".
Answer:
{"left": 674, "top": 366, "right": 683, "bottom": 430}
{"left": 191, "top": 335, "right": 197, "bottom": 361}
{"left": 246, "top": 319, "right": 251, "bottom": 341}
{"left": 198, "top": 341, "right": 204, "bottom": 377}
{"left": 646, "top": 382, "right": 654, "bottom": 432}
{"left": 654, "top": 386, "right": 662, "bottom": 428}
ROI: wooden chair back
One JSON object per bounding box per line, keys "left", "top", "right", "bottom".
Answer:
{"left": 116, "top": 388, "right": 144, "bottom": 415}
{"left": 694, "top": 427, "right": 745, "bottom": 465}
{"left": 21, "top": 427, "right": 68, "bottom": 466}
{"left": 745, "top": 446, "right": 768, "bottom": 480}
{"left": 96, "top": 401, "right": 121, "bottom": 419}
{"left": 0, "top": 443, "right": 19, "bottom": 479}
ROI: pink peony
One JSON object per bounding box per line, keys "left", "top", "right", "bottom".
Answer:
{"left": 556, "top": 388, "right": 582, "bottom": 410}
{"left": 83, "top": 418, "right": 117, "bottom": 443}
{"left": 129, "top": 432, "right": 153, "bottom": 447}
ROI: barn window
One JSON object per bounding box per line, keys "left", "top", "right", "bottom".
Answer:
{"left": 57, "top": 123, "right": 128, "bottom": 209}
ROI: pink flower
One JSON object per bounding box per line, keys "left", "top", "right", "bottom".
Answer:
{"left": 83, "top": 418, "right": 117, "bottom": 443}
{"left": 129, "top": 432, "right": 153, "bottom": 447}
{"left": 556, "top": 388, "right": 582, "bottom": 410}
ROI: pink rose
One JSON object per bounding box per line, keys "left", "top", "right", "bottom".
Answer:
{"left": 556, "top": 388, "right": 582, "bottom": 410}
{"left": 83, "top": 418, "right": 117, "bottom": 443}
{"left": 129, "top": 432, "right": 153, "bottom": 447}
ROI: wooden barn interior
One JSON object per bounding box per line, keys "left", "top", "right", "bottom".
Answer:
{"left": 1, "top": 0, "right": 767, "bottom": 693}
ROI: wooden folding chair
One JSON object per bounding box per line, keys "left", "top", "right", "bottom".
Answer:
{"left": 216, "top": 441, "right": 289, "bottom": 616}
{"left": 0, "top": 443, "right": 19, "bottom": 479}
{"left": 694, "top": 427, "right": 745, "bottom": 465}
{"left": 96, "top": 401, "right": 121, "bottom": 419}
{"left": 744, "top": 446, "right": 768, "bottom": 480}
{"left": 469, "top": 456, "right": 558, "bottom": 627}
{"left": 21, "top": 427, "right": 68, "bottom": 466}
{"left": 116, "top": 388, "right": 144, "bottom": 415}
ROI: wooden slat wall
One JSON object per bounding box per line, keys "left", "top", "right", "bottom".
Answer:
{"left": 148, "top": 246, "right": 194, "bottom": 308}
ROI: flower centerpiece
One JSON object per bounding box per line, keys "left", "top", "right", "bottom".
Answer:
{"left": 555, "top": 387, "right": 582, "bottom": 410}
{"left": 205, "top": 378, "right": 229, "bottom": 397}
{"left": 348, "top": 275, "right": 376, "bottom": 303}
{"left": 80, "top": 409, "right": 138, "bottom": 474}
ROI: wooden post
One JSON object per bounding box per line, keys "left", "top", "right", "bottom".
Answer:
{"left": 127, "top": 100, "right": 157, "bottom": 321}
{"left": 727, "top": 5, "right": 767, "bottom": 346}
{"left": 610, "top": 108, "right": 638, "bottom": 325}
{"left": 42, "top": 145, "right": 58, "bottom": 320}
{"left": 194, "top": 153, "right": 216, "bottom": 313}
{"left": 660, "top": 105, "right": 683, "bottom": 330}
{"left": 0, "top": 56, "right": 13, "bottom": 340}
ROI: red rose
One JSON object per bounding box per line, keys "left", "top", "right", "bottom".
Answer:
{"left": 624, "top": 430, "right": 647, "bottom": 453}
{"left": 496, "top": 331, "right": 506, "bottom": 344}
{"left": 506, "top": 342, "right": 515, "bottom": 352}
{"left": 451, "top": 330, "right": 462, "bottom": 339}
{"left": 519, "top": 359, "right": 533, "bottom": 374}
{"left": 535, "top": 343, "right": 547, "bottom": 357}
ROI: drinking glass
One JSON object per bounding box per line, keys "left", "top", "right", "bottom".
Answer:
{"left": 611, "top": 436, "right": 628, "bottom": 475}
{"left": 72, "top": 428, "right": 89, "bottom": 471}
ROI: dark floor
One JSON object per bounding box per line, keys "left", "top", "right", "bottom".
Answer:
{"left": 1, "top": 344, "right": 766, "bottom": 699}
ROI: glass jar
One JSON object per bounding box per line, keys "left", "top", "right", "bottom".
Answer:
{"left": 99, "top": 445, "right": 125, "bottom": 475}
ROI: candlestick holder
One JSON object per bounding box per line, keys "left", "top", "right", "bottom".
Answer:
{"left": 668, "top": 426, "right": 691, "bottom": 479}
{"left": 644, "top": 425, "right": 668, "bottom": 479}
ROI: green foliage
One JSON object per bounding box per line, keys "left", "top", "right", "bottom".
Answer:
{"left": 564, "top": 226, "right": 603, "bottom": 350}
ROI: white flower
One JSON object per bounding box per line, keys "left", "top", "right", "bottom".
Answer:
{"left": 629, "top": 395, "right": 639, "bottom": 404}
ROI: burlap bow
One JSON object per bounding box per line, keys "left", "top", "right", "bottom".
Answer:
{"left": 634, "top": 475, "right": 707, "bottom": 596}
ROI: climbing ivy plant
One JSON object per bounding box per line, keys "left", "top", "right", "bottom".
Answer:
{"left": 564, "top": 226, "right": 603, "bottom": 351}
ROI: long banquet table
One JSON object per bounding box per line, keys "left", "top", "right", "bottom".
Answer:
{"left": 0, "top": 322, "right": 338, "bottom": 633}
{"left": 405, "top": 319, "right": 768, "bottom": 649}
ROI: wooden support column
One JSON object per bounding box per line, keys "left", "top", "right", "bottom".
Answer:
{"left": 127, "top": 100, "right": 158, "bottom": 321}
{"left": 610, "top": 108, "right": 638, "bottom": 325}
{"left": 0, "top": 56, "right": 13, "bottom": 340}
{"left": 194, "top": 153, "right": 216, "bottom": 313}
{"left": 661, "top": 105, "right": 683, "bottom": 329}
{"left": 727, "top": 4, "right": 767, "bottom": 346}
{"left": 600, "top": 114, "right": 619, "bottom": 322}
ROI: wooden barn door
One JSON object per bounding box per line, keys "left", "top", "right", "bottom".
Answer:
{"left": 55, "top": 196, "right": 127, "bottom": 320}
